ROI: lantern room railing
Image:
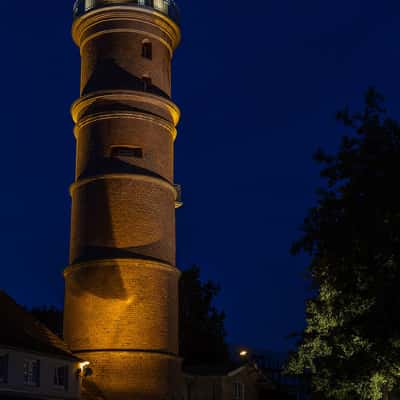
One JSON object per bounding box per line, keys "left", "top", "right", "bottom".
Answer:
{"left": 73, "top": 0, "right": 180, "bottom": 25}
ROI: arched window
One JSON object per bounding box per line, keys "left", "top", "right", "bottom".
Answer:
{"left": 142, "top": 40, "right": 153, "bottom": 60}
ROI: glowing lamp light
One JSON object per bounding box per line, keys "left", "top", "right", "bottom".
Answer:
{"left": 79, "top": 361, "right": 90, "bottom": 369}
{"left": 239, "top": 350, "right": 248, "bottom": 357}
{"left": 77, "top": 361, "right": 92, "bottom": 378}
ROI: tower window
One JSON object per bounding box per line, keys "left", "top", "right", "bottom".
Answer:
{"left": 111, "top": 146, "right": 143, "bottom": 159}
{"left": 142, "top": 41, "right": 153, "bottom": 60}
{"left": 142, "top": 75, "right": 152, "bottom": 90}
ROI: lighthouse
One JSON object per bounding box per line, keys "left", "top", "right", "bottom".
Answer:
{"left": 63, "top": 1, "right": 182, "bottom": 399}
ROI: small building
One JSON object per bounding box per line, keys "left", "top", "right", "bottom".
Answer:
{"left": 0, "top": 290, "right": 83, "bottom": 400}
{"left": 183, "top": 363, "right": 273, "bottom": 400}
{"left": 230, "top": 348, "right": 310, "bottom": 400}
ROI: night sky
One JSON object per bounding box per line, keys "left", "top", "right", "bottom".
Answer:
{"left": 2, "top": 0, "right": 400, "bottom": 352}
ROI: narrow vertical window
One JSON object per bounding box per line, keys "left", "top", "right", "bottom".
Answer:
{"left": 142, "top": 41, "right": 153, "bottom": 60}
{"left": 84, "top": 0, "right": 96, "bottom": 11}
{"left": 233, "top": 383, "right": 244, "bottom": 400}
{"left": 24, "top": 359, "right": 40, "bottom": 387}
{"left": 154, "top": 0, "right": 168, "bottom": 13}
{"left": 54, "top": 365, "right": 69, "bottom": 390}
{"left": 0, "top": 354, "right": 8, "bottom": 384}
{"left": 212, "top": 381, "right": 217, "bottom": 400}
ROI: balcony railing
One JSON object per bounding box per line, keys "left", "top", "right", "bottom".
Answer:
{"left": 73, "top": 0, "right": 180, "bottom": 25}
{"left": 174, "top": 184, "right": 183, "bottom": 208}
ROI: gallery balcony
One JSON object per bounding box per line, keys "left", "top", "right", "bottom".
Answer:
{"left": 73, "top": 0, "right": 180, "bottom": 25}
{"left": 175, "top": 184, "right": 183, "bottom": 208}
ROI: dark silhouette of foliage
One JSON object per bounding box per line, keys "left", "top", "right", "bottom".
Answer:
{"left": 179, "top": 265, "right": 230, "bottom": 366}
{"left": 287, "top": 89, "right": 400, "bottom": 400}
{"left": 30, "top": 305, "right": 63, "bottom": 338}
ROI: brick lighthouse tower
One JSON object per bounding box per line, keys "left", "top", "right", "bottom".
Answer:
{"left": 63, "top": 1, "right": 182, "bottom": 399}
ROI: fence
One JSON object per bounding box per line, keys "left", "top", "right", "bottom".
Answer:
{"left": 73, "top": 0, "right": 180, "bottom": 24}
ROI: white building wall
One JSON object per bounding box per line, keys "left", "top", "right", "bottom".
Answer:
{"left": 0, "top": 347, "right": 81, "bottom": 399}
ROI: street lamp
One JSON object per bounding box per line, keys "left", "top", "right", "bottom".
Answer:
{"left": 239, "top": 350, "right": 248, "bottom": 357}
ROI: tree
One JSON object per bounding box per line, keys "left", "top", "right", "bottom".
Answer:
{"left": 287, "top": 89, "right": 400, "bottom": 400}
{"left": 179, "top": 265, "right": 230, "bottom": 366}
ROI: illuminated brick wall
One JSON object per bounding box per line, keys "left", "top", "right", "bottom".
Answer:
{"left": 64, "top": 5, "right": 181, "bottom": 400}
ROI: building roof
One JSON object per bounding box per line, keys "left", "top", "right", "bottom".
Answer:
{"left": 184, "top": 362, "right": 270, "bottom": 381}
{"left": 0, "top": 290, "right": 79, "bottom": 360}
{"left": 183, "top": 363, "right": 243, "bottom": 376}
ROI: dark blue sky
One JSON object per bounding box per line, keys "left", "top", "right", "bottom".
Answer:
{"left": 2, "top": 0, "right": 400, "bottom": 352}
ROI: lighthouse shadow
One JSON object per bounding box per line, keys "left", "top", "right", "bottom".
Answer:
{"left": 77, "top": 156, "right": 165, "bottom": 182}
{"left": 69, "top": 176, "right": 128, "bottom": 301}
{"left": 70, "top": 159, "right": 167, "bottom": 300}
{"left": 83, "top": 58, "right": 169, "bottom": 99}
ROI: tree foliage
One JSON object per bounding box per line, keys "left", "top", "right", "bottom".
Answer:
{"left": 287, "top": 89, "right": 400, "bottom": 400}
{"left": 179, "top": 265, "right": 230, "bottom": 366}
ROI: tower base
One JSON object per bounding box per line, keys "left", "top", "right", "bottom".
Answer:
{"left": 64, "top": 259, "right": 181, "bottom": 400}
{"left": 78, "top": 351, "right": 182, "bottom": 400}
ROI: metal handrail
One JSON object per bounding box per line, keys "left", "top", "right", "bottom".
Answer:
{"left": 174, "top": 184, "right": 183, "bottom": 208}
{"left": 73, "top": 0, "right": 180, "bottom": 25}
